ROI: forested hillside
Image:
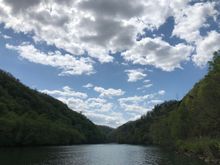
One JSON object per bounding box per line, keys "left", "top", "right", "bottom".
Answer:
{"left": 0, "top": 70, "right": 105, "bottom": 146}
{"left": 112, "top": 100, "right": 180, "bottom": 144}
{"left": 112, "top": 51, "right": 220, "bottom": 163}
{"left": 0, "top": 51, "right": 219, "bottom": 162}
{"left": 97, "top": 125, "right": 114, "bottom": 143}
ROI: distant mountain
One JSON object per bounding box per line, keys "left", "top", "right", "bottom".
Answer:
{"left": 112, "top": 51, "right": 220, "bottom": 163}
{"left": 0, "top": 51, "right": 219, "bottom": 162}
{"left": 111, "top": 100, "right": 180, "bottom": 144}
{"left": 97, "top": 125, "right": 115, "bottom": 142}
{"left": 0, "top": 69, "right": 105, "bottom": 146}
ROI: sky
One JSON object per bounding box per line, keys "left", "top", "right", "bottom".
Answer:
{"left": 0, "top": 0, "right": 220, "bottom": 128}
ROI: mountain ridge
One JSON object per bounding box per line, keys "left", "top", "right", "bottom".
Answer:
{"left": 111, "top": 51, "right": 220, "bottom": 163}
{"left": 0, "top": 51, "right": 219, "bottom": 163}
{"left": 0, "top": 69, "right": 107, "bottom": 146}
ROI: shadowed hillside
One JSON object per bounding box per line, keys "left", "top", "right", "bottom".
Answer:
{"left": 98, "top": 125, "right": 115, "bottom": 143}
{"left": 0, "top": 70, "right": 106, "bottom": 146}
{"left": 112, "top": 51, "right": 220, "bottom": 163}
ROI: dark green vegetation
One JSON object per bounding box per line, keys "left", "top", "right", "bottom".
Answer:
{"left": 0, "top": 51, "right": 219, "bottom": 163}
{"left": 0, "top": 70, "right": 108, "bottom": 146}
{"left": 112, "top": 51, "right": 220, "bottom": 163}
{"left": 112, "top": 100, "right": 180, "bottom": 144}
{"left": 97, "top": 125, "right": 114, "bottom": 143}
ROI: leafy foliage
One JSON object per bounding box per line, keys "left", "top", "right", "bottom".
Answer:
{"left": 0, "top": 70, "right": 105, "bottom": 146}
{"left": 111, "top": 100, "right": 180, "bottom": 144}
{"left": 97, "top": 125, "right": 114, "bottom": 143}
{"left": 112, "top": 51, "right": 220, "bottom": 160}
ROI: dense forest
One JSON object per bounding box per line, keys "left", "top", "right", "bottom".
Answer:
{"left": 97, "top": 125, "right": 115, "bottom": 143}
{"left": 0, "top": 51, "right": 219, "bottom": 163}
{"left": 112, "top": 51, "right": 220, "bottom": 163}
{"left": 0, "top": 70, "right": 109, "bottom": 146}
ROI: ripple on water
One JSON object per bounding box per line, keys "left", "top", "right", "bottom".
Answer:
{"left": 0, "top": 144, "right": 207, "bottom": 165}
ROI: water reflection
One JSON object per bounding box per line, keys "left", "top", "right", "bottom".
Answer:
{"left": 0, "top": 144, "right": 206, "bottom": 165}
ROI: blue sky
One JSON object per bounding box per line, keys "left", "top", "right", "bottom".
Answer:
{"left": 0, "top": 0, "right": 219, "bottom": 127}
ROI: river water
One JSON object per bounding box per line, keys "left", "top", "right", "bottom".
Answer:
{"left": 0, "top": 144, "right": 206, "bottom": 165}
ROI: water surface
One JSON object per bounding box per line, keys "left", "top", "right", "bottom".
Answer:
{"left": 0, "top": 144, "right": 206, "bottom": 165}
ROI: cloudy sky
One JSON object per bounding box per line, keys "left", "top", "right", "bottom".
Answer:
{"left": 0, "top": 0, "right": 220, "bottom": 127}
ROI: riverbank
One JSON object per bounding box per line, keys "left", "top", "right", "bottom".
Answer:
{"left": 176, "top": 138, "right": 220, "bottom": 164}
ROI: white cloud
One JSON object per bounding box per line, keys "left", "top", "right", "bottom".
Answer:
{"left": 173, "top": 2, "right": 217, "bottom": 43}
{"left": 0, "top": 0, "right": 131, "bottom": 62}
{"left": 59, "top": 97, "right": 88, "bottom": 112}
{"left": 6, "top": 43, "right": 95, "bottom": 75}
{"left": 144, "top": 84, "right": 153, "bottom": 88}
{"left": 143, "top": 79, "right": 151, "bottom": 83}
{"left": 1, "top": 0, "right": 220, "bottom": 127}
{"left": 137, "top": 84, "right": 153, "bottom": 90}
{"left": 62, "top": 96, "right": 125, "bottom": 127}
{"left": 0, "top": 0, "right": 219, "bottom": 71}
{"left": 137, "top": 79, "right": 153, "bottom": 90}
{"left": 86, "top": 98, "right": 113, "bottom": 112}
{"left": 158, "top": 90, "right": 166, "bottom": 95}
{"left": 40, "top": 86, "right": 126, "bottom": 127}
{"left": 122, "top": 37, "right": 193, "bottom": 71}
{"left": 40, "top": 86, "right": 166, "bottom": 127}
{"left": 41, "top": 86, "right": 88, "bottom": 99}
{"left": 94, "top": 86, "right": 125, "bottom": 98}
{"left": 149, "top": 99, "right": 164, "bottom": 104}
{"left": 171, "top": 2, "right": 220, "bottom": 67}
{"left": 83, "top": 83, "right": 93, "bottom": 89}
{"left": 84, "top": 111, "right": 126, "bottom": 128}
{"left": 118, "top": 90, "right": 165, "bottom": 113}
{"left": 1, "top": 34, "right": 11, "bottom": 39}
{"left": 193, "top": 31, "right": 220, "bottom": 66}
{"left": 125, "top": 69, "right": 147, "bottom": 82}
{"left": 60, "top": 97, "right": 113, "bottom": 113}
{"left": 127, "top": 113, "right": 142, "bottom": 122}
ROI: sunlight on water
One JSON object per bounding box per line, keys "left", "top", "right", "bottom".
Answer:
{"left": 0, "top": 144, "right": 206, "bottom": 165}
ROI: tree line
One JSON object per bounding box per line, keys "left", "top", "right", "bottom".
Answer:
{"left": 111, "top": 51, "right": 220, "bottom": 162}
{"left": 0, "top": 69, "right": 108, "bottom": 146}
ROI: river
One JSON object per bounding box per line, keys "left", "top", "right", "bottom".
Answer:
{"left": 0, "top": 144, "right": 206, "bottom": 165}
